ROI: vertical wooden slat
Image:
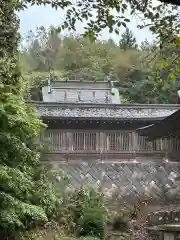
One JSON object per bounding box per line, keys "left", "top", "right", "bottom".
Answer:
{"left": 177, "top": 137, "right": 180, "bottom": 151}
{"left": 100, "top": 132, "right": 104, "bottom": 151}
{"left": 67, "top": 132, "right": 73, "bottom": 150}
{"left": 132, "top": 132, "right": 137, "bottom": 151}
{"left": 40, "top": 130, "right": 171, "bottom": 155}
{"left": 96, "top": 132, "right": 100, "bottom": 151}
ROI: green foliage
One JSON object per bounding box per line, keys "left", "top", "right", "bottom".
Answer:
{"left": 119, "top": 28, "right": 137, "bottom": 50}
{"left": 0, "top": 192, "right": 47, "bottom": 231}
{"left": 21, "top": 27, "right": 141, "bottom": 101}
{"left": 111, "top": 215, "right": 128, "bottom": 232}
{"left": 21, "top": 0, "right": 132, "bottom": 41}
{"left": 19, "top": 226, "right": 100, "bottom": 240}
{"left": 0, "top": 91, "right": 62, "bottom": 238}
{"left": 60, "top": 187, "right": 107, "bottom": 238}
{"left": 20, "top": 0, "right": 179, "bottom": 43}
{"left": 108, "top": 206, "right": 130, "bottom": 232}
{"left": 21, "top": 26, "right": 180, "bottom": 104}
{"left": 31, "top": 166, "right": 66, "bottom": 220}
{"left": 78, "top": 207, "right": 106, "bottom": 239}
{"left": 0, "top": 1, "right": 21, "bottom": 92}
{"left": 0, "top": 2, "right": 62, "bottom": 239}
{"left": 20, "top": 0, "right": 179, "bottom": 91}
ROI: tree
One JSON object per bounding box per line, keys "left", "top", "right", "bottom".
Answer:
{"left": 21, "top": 0, "right": 179, "bottom": 86}
{"left": 119, "top": 28, "right": 137, "bottom": 50}
{"left": 159, "top": 0, "right": 180, "bottom": 6}
{"left": 25, "top": 26, "right": 61, "bottom": 72}
{"left": 21, "top": 0, "right": 179, "bottom": 40}
{"left": 21, "top": 26, "right": 180, "bottom": 104}
{"left": 21, "top": 27, "right": 143, "bottom": 86}
{"left": 0, "top": 2, "right": 60, "bottom": 238}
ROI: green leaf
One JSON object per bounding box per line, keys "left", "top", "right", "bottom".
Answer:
{"left": 122, "top": 22, "right": 127, "bottom": 28}
{"left": 122, "top": 4, "right": 127, "bottom": 9}
{"left": 107, "top": 15, "right": 114, "bottom": 26}
{"left": 115, "top": 29, "right": 119, "bottom": 35}
{"left": 56, "top": 26, "right": 61, "bottom": 33}
{"left": 168, "top": 72, "right": 176, "bottom": 80}
{"left": 117, "top": 22, "right": 121, "bottom": 27}
{"left": 109, "top": 27, "right": 113, "bottom": 33}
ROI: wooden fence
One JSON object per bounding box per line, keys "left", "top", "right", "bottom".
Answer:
{"left": 41, "top": 130, "right": 180, "bottom": 154}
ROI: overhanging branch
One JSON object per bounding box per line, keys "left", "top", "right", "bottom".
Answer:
{"left": 159, "top": 0, "right": 180, "bottom": 6}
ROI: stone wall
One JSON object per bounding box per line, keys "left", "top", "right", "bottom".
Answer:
{"left": 148, "top": 209, "right": 180, "bottom": 226}
{"left": 48, "top": 161, "right": 180, "bottom": 205}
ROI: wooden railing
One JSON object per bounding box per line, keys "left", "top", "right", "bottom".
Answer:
{"left": 41, "top": 130, "right": 180, "bottom": 153}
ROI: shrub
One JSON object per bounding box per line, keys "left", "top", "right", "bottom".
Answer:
{"left": 0, "top": 94, "right": 63, "bottom": 238}
{"left": 111, "top": 215, "right": 129, "bottom": 232}
{"left": 108, "top": 206, "right": 130, "bottom": 232}
{"left": 31, "top": 166, "right": 63, "bottom": 220}
{"left": 78, "top": 207, "right": 106, "bottom": 239}
{"left": 61, "top": 187, "right": 107, "bottom": 238}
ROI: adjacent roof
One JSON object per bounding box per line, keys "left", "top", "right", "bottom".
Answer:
{"left": 42, "top": 80, "right": 121, "bottom": 104}
{"left": 32, "top": 102, "right": 180, "bottom": 120}
{"left": 137, "top": 108, "right": 180, "bottom": 140}
{"left": 50, "top": 80, "right": 110, "bottom": 88}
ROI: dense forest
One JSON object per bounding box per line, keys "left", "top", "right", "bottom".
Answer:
{"left": 20, "top": 26, "right": 180, "bottom": 104}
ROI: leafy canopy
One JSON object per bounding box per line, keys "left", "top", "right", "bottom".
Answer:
{"left": 21, "top": 26, "right": 180, "bottom": 104}
{"left": 20, "top": 0, "right": 179, "bottom": 42}
{"left": 21, "top": 0, "right": 179, "bottom": 86}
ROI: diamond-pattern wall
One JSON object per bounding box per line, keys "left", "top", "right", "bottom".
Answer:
{"left": 49, "top": 161, "right": 180, "bottom": 204}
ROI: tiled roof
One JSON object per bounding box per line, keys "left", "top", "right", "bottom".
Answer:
{"left": 41, "top": 80, "right": 121, "bottom": 104}
{"left": 137, "top": 109, "right": 180, "bottom": 140}
{"left": 51, "top": 80, "right": 110, "bottom": 88}
{"left": 42, "top": 87, "right": 119, "bottom": 104}
{"left": 33, "top": 102, "right": 180, "bottom": 120}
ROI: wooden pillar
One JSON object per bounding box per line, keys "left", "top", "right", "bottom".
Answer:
{"left": 164, "top": 232, "right": 175, "bottom": 240}
{"left": 99, "top": 132, "right": 104, "bottom": 152}
{"left": 107, "top": 134, "right": 110, "bottom": 151}
{"left": 99, "top": 132, "right": 105, "bottom": 161}
{"left": 67, "top": 132, "right": 73, "bottom": 150}
{"left": 132, "top": 131, "right": 138, "bottom": 151}
{"left": 96, "top": 132, "right": 100, "bottom": 151}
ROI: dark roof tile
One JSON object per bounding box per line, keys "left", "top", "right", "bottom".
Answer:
{"left": 35, "top": 103, "right": 179, "bottom": 120}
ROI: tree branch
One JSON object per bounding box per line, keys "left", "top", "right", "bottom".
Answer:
{"left": 159, "top": 0, "right": 180, "bottom": 6}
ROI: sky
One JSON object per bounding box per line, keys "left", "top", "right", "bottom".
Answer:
{"left": 19, "top": 5, "right": 154, "bottom": 45}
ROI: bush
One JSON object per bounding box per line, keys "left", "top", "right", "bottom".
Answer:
{"left": 108, "top": 206, "right": 130, "bottom": 232}
{"left": 30, "top": 166, "right": 63, "bottom": 220}
{"left": 78, "top": 207, "right": 106, "bottom": 239}
{"left": 61, "top": 187, "right": 107, "bottom": 238}
{"left": 0, "top": 94, "right": 63, "bottom": 238}
{"left": 111, "top": 215, "right": 129, "bottom": 232}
